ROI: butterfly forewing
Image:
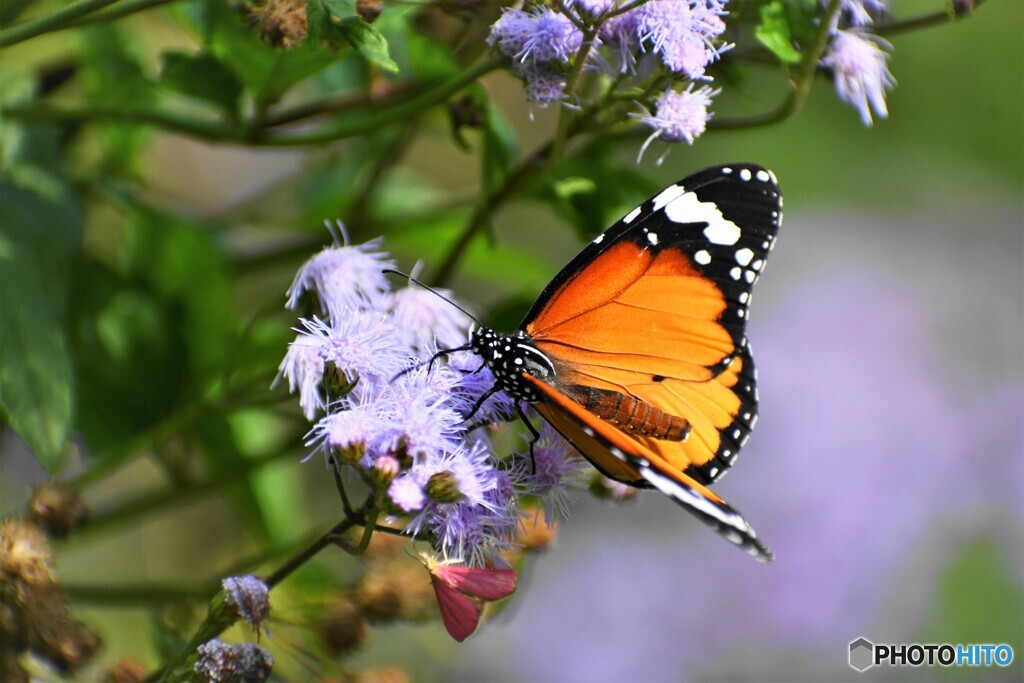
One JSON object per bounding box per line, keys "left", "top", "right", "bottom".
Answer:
{"left": 516, "top": 163, "right": 781, "bottom": 559}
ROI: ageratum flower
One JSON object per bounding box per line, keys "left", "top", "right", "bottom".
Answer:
{"left": 488, "top": 8, "right": 583, "bottom": 64}
{"left": 280, "top": 234, "right": 582, "bottom": 565}
{"left": 632, "top": 85, "right": 719, "bottom": 162}
{"left": 837, "top": 0, "right": 888, "bottom": 26}
{"left": 633, "top": 0, "right": 731, "bottom": 79}
{"left": 821, "top": 29, "right": 895, "bottom": 126}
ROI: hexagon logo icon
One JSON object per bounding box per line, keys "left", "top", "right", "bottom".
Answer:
{"left": 849, "top": 637, "right": 875, "bottom": 672}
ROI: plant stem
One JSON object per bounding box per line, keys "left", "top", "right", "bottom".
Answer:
{"left": 0, "top": 0, "right": 122, "bottom": 47}
{"left": 711, "top": 0, "right": 842, "bottom": 131}
{"left": 67, "top": 0, "right": 178, "bottom": 27}
{"left": 876, "top": 0, "right": 986, "bottom": 36}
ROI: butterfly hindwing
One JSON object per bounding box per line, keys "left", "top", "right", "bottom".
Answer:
{"left": 525, "top": 375, "right": 773, "bottom": 562}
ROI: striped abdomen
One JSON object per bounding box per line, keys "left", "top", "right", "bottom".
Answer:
{"left": 577, "top": 386, "right": 690, "bottom": 441}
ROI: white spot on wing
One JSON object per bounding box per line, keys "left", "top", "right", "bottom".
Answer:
{"left": 722, "top": 167, "right": 732, "bottom": 174}
{"left": 744, "top": 269, "right": 756, "bottom": 283}
{"left": 730, "top": 267, "right": 741, "bottom": 280}
{"left": 735, "top": 247, "right": 754, "bottom": 266}
{"left": 738, "top": 292, "right": 748, "bottom": 303}
{"left": 694, "top": 249, "right": 711, "bottom": 265}
{"left": 623, "top": 206, "right": 642, "bottom": 224}
{"left": 739, "top": 169, "right": 752, "bottom": 181}
{"left": 593, "top": 233, "right": 605, "bottom": 244}
{"left": 647, "top": 231, "right": 659, "bottom": 245}
{"left": 756, "top": 170, "right": 770, "bottom": 182}
{"left": 652, "top": 185, "right": 687, "bottom": 211}
{"left": 661, "top": 191, "right": 743, "bottom": 246}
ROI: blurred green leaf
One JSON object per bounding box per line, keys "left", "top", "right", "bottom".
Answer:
{"left": 921, "top": 536, "right": 1024, "bottom": 677}
{"left": 0, "top": 0, "right": 33, "bottom": 25}
{"left": 481, "top": 100, "right": 519, "bottom": 196}
{"left": 756, "top": 1, "right": 801, "bottom": 65}
{"left": 0, "top": 127, "right": 81, "bottom": 472}
{"left": 69, "top": 259, "right": 184, "bottom": 455}
{"left": 76, "top": 24, "right": 155, "bottom": 171}
{"left": 531, "top": 147, "right": 658, "bottom": 242}
{"left": 160, "top": 50, "right": 244, "bottom": 116}
{"left": 781, "top": 0, "right": 820, "bottom": 41}
{"left": 389, "top": 212, "right": 553, "bottom": 296}
{"left": 199, "top": 0, "right": 340, "bottom": 106}
{"left": 309, "top": 0, "right": 399, "bottom": 74}
{"left": 194, "top": 416, "right": 269, "bottom": 543}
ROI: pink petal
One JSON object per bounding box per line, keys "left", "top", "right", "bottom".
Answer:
{"left": 434, "top": 564, "right": 518, "bottom": 602}
{"left": 431, "top": 575, "right": 483, "bottom": 642}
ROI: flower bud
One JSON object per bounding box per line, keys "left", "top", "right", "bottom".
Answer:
{"left": 252, "top": 0, "right": 307, "bottom": 48}
{"left": 370, "top": 455, "right": 400, "bottom": 485}
{"left": 424, "top": 470, "right": 465, "bottom": 504}
{"left": 104, "top": 659, "right": 146, "bottom": 683}
{"left": 354, "top": 571, "right": 403, "bottom": 623}
{"left": 28, "top": 482, "right": 88, "bottom": 538}
{"left": 195, "top": 639, "right": 240, "bottom": 682}
{"left": 320, "top": 597, "right": 367, "bottom": 656}
{"left": 355, "top": 0, "right": 383, "bottom": 23}
{"left": 222, "top": 575, "right": 270, "bottom": 632}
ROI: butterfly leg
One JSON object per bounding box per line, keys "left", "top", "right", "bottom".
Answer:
{"left": 465, "top": 385, "right": 499, "bottom": 423}
{"left": 515, "top": 403, "right": 541, "bottom": 475}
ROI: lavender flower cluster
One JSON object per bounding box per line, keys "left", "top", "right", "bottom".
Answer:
{"left": 487, "top": 0, "right": 731, "bottom": 160}
{"left": 487, "top": 0, "right": 901, "bottom": 159}
{"left": 278, "top": 228, "right": 586, "bottom": 566}
{"left": 821, "top": 0, "right": 895, "bottom": 125}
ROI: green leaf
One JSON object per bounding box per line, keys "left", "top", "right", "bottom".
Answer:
{"left": 76, "top": 25, "right": 155, "bottom": 171}
{"left": 0, "top": 163, "right": 81, "bottom": 472}
{"left": 481, "top": 100, "right": 519, "bottom": 196}
{"left": 755, "top": 1, "right": 801, "bottom": 65}
{"left": 160, "top": 50, "right": 243, "bottom": 116}
{"left": 198, "top": 0, "right": 341, "bottom": 106}
{"left": 920, "top": 536, "right": 1024, "bottom": 669}
{"left": 781, "top": 0, "right": 819, "bottom": 41}
{"left": 309, "top": 0, "right": 399, "bottom": 73}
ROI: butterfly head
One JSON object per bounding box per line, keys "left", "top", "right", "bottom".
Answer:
{"left": 470, "top": 327, "right": 554, "bottom": 403}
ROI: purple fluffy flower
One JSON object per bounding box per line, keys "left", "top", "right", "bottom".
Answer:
{"left": 520, "top": 63, "right": 569, "bottom": 108}
{"left": 277, "top": 332, "right": 326, "bottom": 419}
{"left": 389, "top": 475, "right": 427, "bottom": 512}
{"left": 821, "top": 29, "right": 895, "bottom": 126}
{"left": 632, "top": 84, "right": 719, "bottom": 162}
{"left": 633, "top": 0, "right": 731, "bottom": 79}
{"left": 286, "top": 236, "right": 394, "bottom": 318}
{"left": 311, "top": 402, "right": 389, "bottom": 460}
{"left": 520, "top": 424, "right": 588, "bottom": 524}
{"left": 837, "top": 0, "right": 888, "bottom": 26}
{"left": 389, "top": 284, "right": 471, "bottom": 353}
{"left": 428, "top": 501, "right": 516, "bottom": 567}
{"left": 489, "top": 7, "right": 583, "bottom": 65}
{"left": 411, "top": 440, "right": 497, "bottom": 509}
{"left": 302, "top": 313, "right": 406, "bottom": 403}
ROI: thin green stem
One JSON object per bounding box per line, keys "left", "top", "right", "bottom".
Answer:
{"left": 1, "top": 103, "right": 246, "bottom": 143}
{"left": 0, "top": 0, "right": 122, "bottom": 47}
{"left": 710, "top": 0, "right": 842, "bottom": 131}
{"left": 876, "top": 0, "right": 985, "bottom": 36}
{"left": 255, "top": 58, "right": 502, "bottom": 146}
{"left": 64, "top": 582, "right": 212, "bottom": 606}
{"left": 348, "top": 489, "right": 384, "bottom": 555}
{"left": 67, "top": 0, "right": 177, "bottom": 27}
{"left": 549, "top": 28, "right": 598, "bottom": 167}
{"left": 1, "top": 58, "right": 502, "bottom": 147}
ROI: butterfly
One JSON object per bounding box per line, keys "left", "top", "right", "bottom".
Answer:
{"left": 468, "top": 163, "right": 781, "bottom": 562}
{"left": 422, "top": 554, "right": 517, "bottom": 641}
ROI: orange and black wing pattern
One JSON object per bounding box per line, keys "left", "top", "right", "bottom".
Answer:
{"left": 520, "top": 163, "right": 782, "bottom": 561}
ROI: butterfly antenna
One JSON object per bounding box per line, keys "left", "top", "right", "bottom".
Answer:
{"left": 382, "top": 268, "right": 482, "bottom": 325}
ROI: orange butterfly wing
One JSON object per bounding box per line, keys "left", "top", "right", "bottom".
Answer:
{"left": 518, "top": 164, "right": 781, "bottom": 560}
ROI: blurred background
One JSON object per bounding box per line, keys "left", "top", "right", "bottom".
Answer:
{"left": 1, "top": 0, "right": 1021, "bottom": 681}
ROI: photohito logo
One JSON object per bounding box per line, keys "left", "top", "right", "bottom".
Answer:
{"left": 848, "top": 637, "right": 1014, "bottom": 672}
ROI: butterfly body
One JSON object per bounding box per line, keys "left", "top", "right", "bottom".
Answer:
{"left": 475, "top": 163, "right": 782, "bottom": 562}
